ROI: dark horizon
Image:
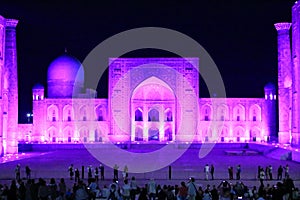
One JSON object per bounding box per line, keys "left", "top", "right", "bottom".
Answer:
{"left": 0, "top": 0, "right": 294, "bottom": 123}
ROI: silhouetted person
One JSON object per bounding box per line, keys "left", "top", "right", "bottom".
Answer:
{"left": 277, "top": 165, "right": 283, "bottom": 180}
{"left": 87, "top": 165, "right": 93, "bottom": 179}
{"left": 210, "top": 185, "right": 219, "bottom": 200}
{"left": 25, "top": 166, "right": 31, "bottom": 180}
{"left": 8, "top": 180, "right": 18, "bottom": 200}
{"left": 228, "top": 166, "right": 233, "bottom": 180}
{"left": 94, "top": 167, "right": 99, "bottom": 182}
{"left": 236, "top": 164, "right": 241, "bottom": 180}
{"left": 15, "top": 164, "right": 21, "bottom": 181}
{"left": 210, "top": 164, "right": 215, "bottom": 180}
{"left": 284, "top": 164, "right": 289, "bottom": 178}
{"left": 113, "top": 164, "right": 119, "bottom": 180}
{"left": 75, "top": 168, "right": 80, "bottom": 182}
{"left": 68, "top": 164, "right": 74, "bottom": 180}
{"left": 100, "top": 164, "right": 105, "bottom": 180}
{"left": 259, "top": 168, "right": 265, "bottom": 186}
{"left": 269, "top": 165, "right": 273, "bottom": 180}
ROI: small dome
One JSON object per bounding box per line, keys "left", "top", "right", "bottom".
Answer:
{"left": 264, "top": 82, "right": 276, "bottom": 90}
{"left": 32, "top": 83, "right": 44, "bottom": 89}
{"left": 47, "top": 53, "right": 84, "bottom": 83}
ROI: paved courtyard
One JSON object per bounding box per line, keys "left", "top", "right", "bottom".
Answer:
{"left": 0, "top": 144, "right": 299, "bottom": 190}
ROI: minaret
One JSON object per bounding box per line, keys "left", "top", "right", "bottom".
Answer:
{"left": 32, "top": 84, "right": 45, "bottom": 142}
{"left": 274, "top": 22, "right": 292, "bottom": 144}
{"left": 264, "top": 83, "right": 277, "bottom": 141}
{"left": 0, "top": 16, "right": 6, "bottom": 156}
{"left": 292, "top": 2, "right": 300, "bottom": 146}
{"left": 4, "top": 19, "right": 18, "bottom": 154}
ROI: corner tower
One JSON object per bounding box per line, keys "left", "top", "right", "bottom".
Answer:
{"left": 3, "top": 19, "right": 18, "bottom": 154}
{"left": 264, "top": 83, "right": 277, "bottom": 141}
{"left": 32, "top": 84, "right": 45, "bottom": 142}
{"left": 292, "top": 2, "right": 300, "bottom": 146}
{"left": 0, "top": 16, "right": 5, "bottom": 156}
{"left": 274, "top": 22, "right": 292, "bottom": 144}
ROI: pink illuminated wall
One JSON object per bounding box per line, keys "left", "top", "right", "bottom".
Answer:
{"left": 108, "top": 58, "right": 199, "bottom": 142}
{"left": 275, "top": 23, "right": 292, "bottom": 144}
{"left": 0, "top": 16, "right": 19, "bottom": 155}
{"left": 21, "top": 57, "right": 276, "bottom": 145}
{"left": 292, "top": 2, "right": 300, "bottom": 146}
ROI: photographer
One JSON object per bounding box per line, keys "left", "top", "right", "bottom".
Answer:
{"left": 218, "top": 180, "right": 230, "bottom": 200}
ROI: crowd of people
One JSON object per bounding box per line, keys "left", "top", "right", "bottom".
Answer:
{"left": 0, "top": 163, "right": 298, "bottom": 200}
{"left": 0, "top": 175, "right": 299, "bottom": 200}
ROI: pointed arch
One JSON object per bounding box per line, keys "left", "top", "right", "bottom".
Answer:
{"left": 249, "top": 104, "right": 262, "bottom": 122}
{"left": 233, "top": 104, "right": 245, "bottom": 121}
{"left": 148, "top": 127, "right": 159, "bottom": 141}
{"left": 164, "top": 108, "right": 173, "bottom": 122}
{"left": 218, "top": 126, "right": 229, "bottom": 142}
{"left": 63, "top": 126, "right": 73, "bottom": 142}
{"left": 217, "top": 104, "right": 229, "bottom": 121}
{"left": 164, "top": 125, "right": 173, "bottom": 141}
{"left": 48, "top": 126, "right": 58, "bottom": 142}
{"left": 79, "top": 126, "right": 89, "bottom": 143}
{"left": 233, "top": 126, "right": 245, "bottom": 142}
{"left": 135, "top": 126, "right": 143, "bottom": 141}
{"left": 250, "top": 126, "right": 261, "bottom": 142}
{"left": 148, "top": 108, "right": 159, "bottom": 122}
{"left": 95, "top": 104, "right": 106, "bottom": 121}
{"left": 79, "top": 105, "right": 88, "bottom": 121}
{"left": 63, "top": 105, "right": 74, "bottom": 122}
{"left": 47, "top": 105, "right": 59, "bottom": 122}
{"left": 132, "top": 76, "right": 175, "bottom": 101}
{"left": 203, "top": 127, "right": 213, "bottom": 142}
{"left": 135, "top": 108, "right": 143, "bottom": 121}
{"left": 201, "top": 104, "right": 212, "bottom": 121}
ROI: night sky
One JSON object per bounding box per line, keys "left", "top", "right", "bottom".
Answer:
{"left": 0, "top": 0, "right": 295, "bottom": 123}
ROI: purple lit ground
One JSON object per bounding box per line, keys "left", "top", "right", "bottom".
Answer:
{"left": 0, "top": 144, "right": 299, "bottom": 190}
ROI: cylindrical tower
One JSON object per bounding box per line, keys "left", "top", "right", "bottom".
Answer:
{"left": 292, "top": 2, "right": 300, "bottom": 146}
{"left": 274, "top": 22, "right": 292, "bottom": 144}
{"left": 32, "top": 84, "right": 46, "bottom": 142}
{"left": 264, "top": 83, "right": 277, "bottom": 141}
{"left": 4, "top": 19, "right": 18, "bottom": 154}
{"left": 0, "top": 16, "right": 6, "bottom": 156}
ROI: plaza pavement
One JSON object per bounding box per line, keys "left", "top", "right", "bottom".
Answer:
{"left": 0, "top": 144, "right": 299, "bottom": 190}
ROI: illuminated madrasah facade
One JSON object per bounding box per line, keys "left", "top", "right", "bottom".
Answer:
{"left": 2, "top": 2, "right": 300, "bottom": 155}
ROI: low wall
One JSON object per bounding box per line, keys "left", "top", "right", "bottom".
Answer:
{"left": 18, "top": 142, "right": 271, "bottom": 152}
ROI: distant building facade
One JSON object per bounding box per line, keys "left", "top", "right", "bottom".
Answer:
{"left": 20, "top": 56, "right": 276, "bottom": 145}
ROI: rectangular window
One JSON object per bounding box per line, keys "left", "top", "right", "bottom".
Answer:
{"left": 237, "top": 116, "right": 240, "bottom": 121}
{"left": 52, "top": 117, "right": 56, "bottom": 122}
{"left": 253, "top": 116, "right": 256, "bottom": 121}
{"left": 167, "top": 116, "right": 172, "bottom": 122}
{"left": 204, "top": 116, "right": 209, "bottom": 121}
{"left": 205, "top": 136, "right": 209, "bottom": 142}
{"left": 68, "top": 116, "right": 71, "bottom": 121}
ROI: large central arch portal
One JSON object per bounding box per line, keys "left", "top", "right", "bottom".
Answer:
{"left": 108, "top": 58, "right": 199, "bottom": 142}
{"left": 131, "top": 76, "right": 176, "bottom": 142}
